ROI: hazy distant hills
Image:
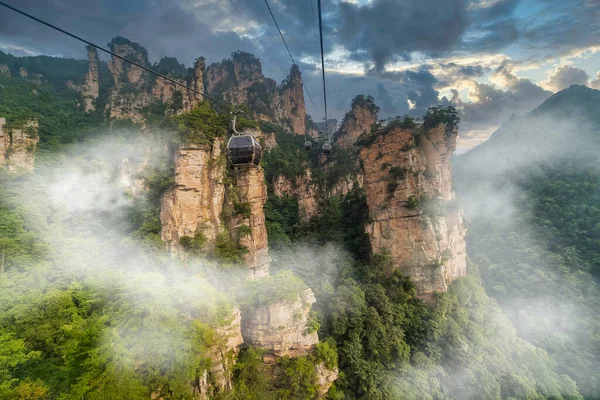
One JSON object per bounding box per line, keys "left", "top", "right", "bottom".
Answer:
{"left": 453, "top": 85, "right": 600, "bottom": 397}
{"left": 456, "top": 85, "right": 600, "bottom": 179}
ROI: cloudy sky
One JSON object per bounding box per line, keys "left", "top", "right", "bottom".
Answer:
{"left": 1, "top": 0, "right": 599, "bottom": 151}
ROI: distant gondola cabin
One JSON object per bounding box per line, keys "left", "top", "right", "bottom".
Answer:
{"left": 323, "top": 142, "right": 332, "bottom": 156}
{"left": 227, "top": 135, "right": 262, "bottom": 167}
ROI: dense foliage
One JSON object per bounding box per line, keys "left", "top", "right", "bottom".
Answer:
{"left": 0, "top": 74, "right": 108, "bottom": 153}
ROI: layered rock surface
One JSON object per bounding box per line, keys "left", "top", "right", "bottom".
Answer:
{"left": 241, "top": 288, "right": 319, "bottom": 357}
{"left": 273, "top": 170, "right": 318, "bottom": 223}
{"left": 359, "top": 124, "right": 467, "bottom": 297}
{"left": 105, "top": 38, "right": 204, "bottom": 122}
{"left": 82, "top": 46, "right": 100, "bottom": 112}
{"left": 0, "top": 118, "right": 39, "bottom": 172}
{"left": 335, "top": 97, "right": 378, "bottom": 148}
{"left": 196, "top": 308, "right": 244, "bottom": 398}
{"left": 273, "top": 64, "right": 306, "bottom": 135}
{"left": 205, "top": 53, "right": 307, "bottom": 134}
{"left": 205, "top": 52, "right": 264, "bottom": 105}
{"left": 227, "top": 165, "right": 271, "bottom": 279}
{"left": 160, "top": 140, "right": 226, "bottom": 254}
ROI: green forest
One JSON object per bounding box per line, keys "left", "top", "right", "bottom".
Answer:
{"left": 0, "top": 51, "right": 598, "bottom": 400}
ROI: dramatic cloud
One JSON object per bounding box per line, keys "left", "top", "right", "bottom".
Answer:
{"left": 337, "top": 0, "right": 470, "bottom": 71}
{"left": 519, "top": 0, "right": 600, "bottom": 61}
{"left": 588, "top": 71, "right": 600, "bottom": 89}
{"left": 541, "top": 65, "right": 589, "bottom": 92}
{"left": 368, "top": 67, "right": 441, "bottom": 116}
{"left": 376, "top": 83, "right": 397, "bottom": 114}
{"left": 1, "top": 0, "right": 600, "bottom": 150}
{"left": 460, "top": 62, "right": 552, "bottom": 139}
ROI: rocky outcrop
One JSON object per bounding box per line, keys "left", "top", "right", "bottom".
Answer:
{"left": 82, "top": 46, "right": 100, "bottom": 112}
{"left": 227, "top": 164, "right": 271, "bottom": 279}
{"left": 107, "top": 38, "right": 152, "bottom": 122}
{"left": 273, "top": 171, "right": 318, "bottom": 223}
{"left": 316, "top": 363, "right": 339, "bottom": 397}
{"left": 273, "top": 170, "right": 364, "bottom": 222}
{"left": 273, "top": 65, "right": 306, "bottom": 134}
{"left": 241, "top": 288, "right": 319, "bottom": 357}
{"left": 106, "top": 38, "right": 204, "bottom": 122}
{"left": 205, "top": 51, "right": 264, "bottom": 105}
{"left": 160, "top": 140, "right": 226, "bottom": 254}
{"left": 335, "top": 96, "right": 378, "bottom": 148}
{"left": 359, "top": 124, "right": 467, "bottom": 297}
{"left": 262, "top": 132, "right": 278, "bottom": 150}
{"left": 0, "top": 64, "right": 10, "bottom": 77}
{"left": 0, "top": 118, "right": 39, "bottom": 172}
{"left": 18, "top": 67, "right": 42, "bottom": 85}
{"left": 205, "top": 54, "right": 308, "bottom": 134}
{"left": 0, "top": 118, "right": 7, "bottom": 159}
{"left": 196, "top": 308, "right": 244, "bottom": 398}
{"left": 330, "top": 174, "right": 363, "bottom": 197}
{"left": 184, "top": 57, "right": 206, "bottom": 110}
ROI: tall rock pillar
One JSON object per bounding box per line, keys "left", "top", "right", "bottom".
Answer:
{"left": 82, "top": 46, "right": 100, "bottom": 112}
{"left": 160, "top": 140, "right": 227, "bottom": 254}
{"left": 0, "top": 119, "right": 39, "bottom": 172}
{"left": 227, "top": 164, "right": 271, "bottom": 279}
{"left": 335, "top": 95, "right": 378, "bottom": 148}
{"left": 274, "top": 64, "right": 307, "bottom": 135}
{"left": 359, "top": 123, "right": 467, "bottom": 298}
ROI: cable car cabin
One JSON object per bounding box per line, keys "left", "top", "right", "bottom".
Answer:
{"left": 227, "top": 135, "right": 262, "bottom": 167}
{"left": 322, "top": 142, "right": 332, "bottom": 156}
{"left": 304, "top": 140, "right": 313, "bottom": 150}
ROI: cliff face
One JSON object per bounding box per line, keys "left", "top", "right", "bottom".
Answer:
{"left": 336, "top": 98, "right": 378, "bottom": 148}
{"left": 0, "top": 118, "right": 39, "bottom": 172}
{"left": 241, "top": 288, "right": 319, "bottom": 357}
{"left": 160, "top": 140, "right": 226, "bottom": 254}
{"left": 359, "top": 124, "right": 467, "bottom": 297}
{"left": 159, "top": 133, "right": 271, "bottom": 278}
{"left": 227, "top": 165, "right": 271, "bottom": 279}
{"left": 205, "top": 52, "right": 264, "bottom": 105}
{"left": 105, "top": 38, "right": 204, "bottom": 122}
{"left": 185, "top": 57, "right": 206, "bottom": 110}
{"left": 273, "top": 65, "right": 306, "bottom": 135}
{"left": 158, "top": 131, "right": 336, "bottom": 394}
{"left": 205, "top": 54, "right": 307, "bottom": 134}
{"left": 82, "top": 46, "right": 100, "bottom": 112}
{"left": 273, "top": 170, "right": 318, "bottom": 223}
{"left": 196, "top": 308, "right": 244, "bottom": 398}
{"left": 107, "top": 39, "right": 152, "bottom": 122}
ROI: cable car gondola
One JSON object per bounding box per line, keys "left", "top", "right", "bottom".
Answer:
{"left": 227, "top": 135, "right": 262, "bottom": 166}
{"left": 227, "top": 114, "right": 262, "bottom": 167}
{"left": 322, "top": 141, "right": 332, "bottom": 156}
{"left": 304, "top": 140, "right": 312, "bottom": 150}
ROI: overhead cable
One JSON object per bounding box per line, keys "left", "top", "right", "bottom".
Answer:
{"left": 263, "top": 0, "right": 320, "bottom": 116}
{"left": 0, "top": 0, "right": 236, "bottom": 110}
{"left": 317, "top": 0, "right": 329, "bottom": 137}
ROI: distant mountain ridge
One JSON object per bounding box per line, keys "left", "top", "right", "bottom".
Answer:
{"left": 453, "top": 84, "right": 600, "bottom": 397}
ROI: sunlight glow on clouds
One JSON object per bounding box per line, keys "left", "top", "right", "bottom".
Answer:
{"left": 1, "top": 0, "right": 599, "bottom": 149}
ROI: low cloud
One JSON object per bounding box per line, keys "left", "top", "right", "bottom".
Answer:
{"left": 541, "top": 65, "right": 589, "bottom": 92}
{"left": 459, "top": 61, "right": 551, "bottom": 136}
{"left": 590, "top": 71, "right": 600, "bottom": 89}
